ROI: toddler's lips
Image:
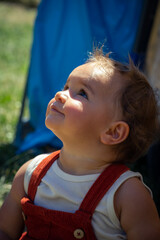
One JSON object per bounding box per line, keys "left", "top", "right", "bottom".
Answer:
{"left": 50, "top": 103, "right": 63, "bottom": 114}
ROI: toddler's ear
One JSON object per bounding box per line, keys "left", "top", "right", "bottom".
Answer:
{"left": 100, "top": 121, "right": 129, "bottom": 145}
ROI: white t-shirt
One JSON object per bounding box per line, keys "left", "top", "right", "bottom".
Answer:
{"left": 24, "top": 153, "right": 150, "bottom": 240}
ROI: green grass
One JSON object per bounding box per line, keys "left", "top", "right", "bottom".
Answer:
{"left": 0, "top": 2, "right": 36, "bottom": 143}
{"left": 0, "top": 2, "right": 36, "bottom": 205}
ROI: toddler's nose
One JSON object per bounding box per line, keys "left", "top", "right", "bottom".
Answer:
{"left": 55, "top": 91, "right": 68, "bottom": 103}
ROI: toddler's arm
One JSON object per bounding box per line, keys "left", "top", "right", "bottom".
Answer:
{"left": 115, "top": 177, "right": 160, "bottom": 240}
{"left": 0, "top": 160, "right": 31, "bottom": 240}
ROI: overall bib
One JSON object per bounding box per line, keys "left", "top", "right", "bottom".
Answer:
{"left": 20, "top": 151, "right": 129, "bottom": 240}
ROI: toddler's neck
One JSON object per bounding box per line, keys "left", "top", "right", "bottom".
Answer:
{"left": 57, "top": 147, "right": 114, "bottom": 175}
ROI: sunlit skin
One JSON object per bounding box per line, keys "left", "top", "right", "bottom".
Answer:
{"left": 0, "top": 62, "right": 160, "bottom": 240}
{"left": 45, "top": 63, "right": 117, "bottom": 142}
{"left": 45, "top": 62, "right": 128, "bottom": 174}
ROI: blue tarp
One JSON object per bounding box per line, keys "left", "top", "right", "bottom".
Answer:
{"left": 18, "top": 0, "right": 144, "bottom": 152}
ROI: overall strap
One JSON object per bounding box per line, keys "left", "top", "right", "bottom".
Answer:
{"left": 28, "top": 150, "right": 60, "bottom": 201}
{"left": 78, "top": 164, "right": 129, "bottom": 215}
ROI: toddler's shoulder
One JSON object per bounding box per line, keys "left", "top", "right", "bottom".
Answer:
{"left": 115, "top": 176, "right": 151, "bottom": 209}
{"left": 114, "top": 175, "right": 152, "bottom": 218}
{"left": 114, "top": 176, "right": 160, "bottom": 239}
{"left": 24, "top": 153, "right": 50, "bottom": 194}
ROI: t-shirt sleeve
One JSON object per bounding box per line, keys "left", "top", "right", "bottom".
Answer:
{"left": 24, "top": 153, "right": 50, "bottom": 194}
{"left": 105, "top": 170, "right": 152, "bottom": 227}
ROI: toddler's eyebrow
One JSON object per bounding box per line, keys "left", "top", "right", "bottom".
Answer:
{"left": 65, "top": 77, "right": 95, "bottom": 95}
{"left": 81, "top": 79, "right": 95, "bottom": 95}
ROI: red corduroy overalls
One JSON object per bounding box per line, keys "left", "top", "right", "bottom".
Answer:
{"left": 20, "top": 150, "right": 129, "bottom": 240}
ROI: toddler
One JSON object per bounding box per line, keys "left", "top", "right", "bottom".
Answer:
{"left": 0, "top": 49, "right": 160, "bottom": 240}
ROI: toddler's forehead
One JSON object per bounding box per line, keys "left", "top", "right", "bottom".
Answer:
{"left": 90, "top": 63, "right": 123, "bottom": 90}
{"left": 70, "top": 62, "right": 123, "bottom": 94}
{"left": 71, "top": 62, "right": 114, "bottom": 82}
{"left": 92, "top": 63, "right": 114, "bottom": 77}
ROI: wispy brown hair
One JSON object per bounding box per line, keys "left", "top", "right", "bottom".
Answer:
{"left": 87, "top": 48, "right": 159, "bottom": 163}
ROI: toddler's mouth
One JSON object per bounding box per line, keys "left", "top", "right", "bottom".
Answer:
{"left": 50, "top": 102, "right": 63, "bottom": 114}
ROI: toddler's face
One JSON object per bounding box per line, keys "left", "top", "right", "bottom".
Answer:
{"left": 45, "top": 63, "right": 121, "bottom": 145}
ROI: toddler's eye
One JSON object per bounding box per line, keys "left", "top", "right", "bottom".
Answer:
{"left": 78, "top": 89, "right": 88, "bottom": 99}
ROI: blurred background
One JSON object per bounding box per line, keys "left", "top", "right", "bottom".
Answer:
{"left": 0, "top": 0, "right": 39, "bottom": 204}
{"left": 0, "top": 0, "right": 160, "bottom": 214}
